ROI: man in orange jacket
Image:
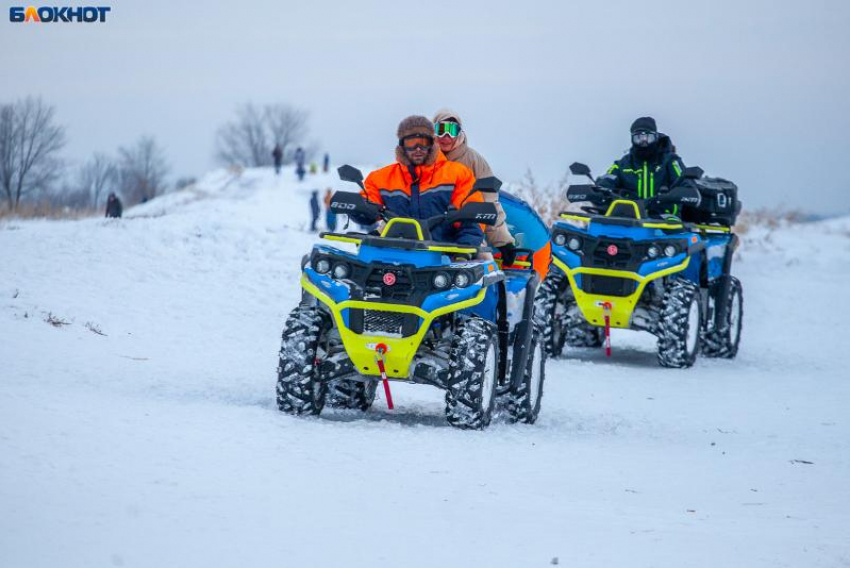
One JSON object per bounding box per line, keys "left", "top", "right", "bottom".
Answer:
{"left": 361, "top": 115, "right": 484, "bottom": 249}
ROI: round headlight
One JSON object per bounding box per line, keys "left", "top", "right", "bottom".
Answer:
{"left": 454, "top": 272, "right": 471, "bottom": 288}
{"left": 664, "top": 244, "right": 677, "bottom": 257}
{"left": 568, "top": 237, "right": 582, "bottom": 251}
{"left": 315, "top": 258, "right": 331, "bottom": 274}
{"left": 647, "top": 245, "right": 660, "bottom": 259}
{"left": 332, "top": 263, "right": 350, "bottom": 279}
{"left": 433, "top": 272, "right": 450, "bottom": 289}
{"left": 553, "top": 233, "right": 567, "bottom": 246}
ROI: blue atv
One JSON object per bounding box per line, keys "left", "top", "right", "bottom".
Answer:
{"left": 535, "top": 162, "right": 743, "bottom": 368}
{"left": 276, "top": 166, "right": 548, "bottom": 428}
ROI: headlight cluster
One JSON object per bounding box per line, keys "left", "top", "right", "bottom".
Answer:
{"left": 553, "top": 232, "right": 583, "bottom": 252}
{"left": 645, "top": 242, "right": 680, "bottom": 259}
{"left": 314, "top": 255, "right": 352, "bottom": 280}
{"left": 432, "top": 270, "right": 473, "bottom": 290}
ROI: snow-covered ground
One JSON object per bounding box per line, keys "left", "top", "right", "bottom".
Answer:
{"left": 2, "top": 167, "right": 849, "bottom": 568}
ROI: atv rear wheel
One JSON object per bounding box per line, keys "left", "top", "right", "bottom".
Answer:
{"left": 445, "top": 317, "right": 499, "bottom": 430}
{"left": 276, "top": 305, "right": 329, "bottom": 415}
{"left": 326, "top": 379, "right": 377, "bottom": 411}
{"left": 701, "top": 277, "right": 743, "bottom": 358}
{"left": 505, "top": 323, "right": 546, "bottom": 424}
{"left": 657, "top": 278, "right": 702, "bottom": 368}
{"left": 535, "top": 270, "right": 568, "bottom": 357}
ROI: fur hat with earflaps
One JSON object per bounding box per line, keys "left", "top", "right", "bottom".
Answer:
{"left": 395, "top": 115, "right": 438, "bottom": 167}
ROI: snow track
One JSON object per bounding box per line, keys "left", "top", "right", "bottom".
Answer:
{"left": 2, "top": 167, "right": 849, "bottom": 567}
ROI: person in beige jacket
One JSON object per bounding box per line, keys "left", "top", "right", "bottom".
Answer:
{"left": 432, "top": 108, "right": 517, "bottom": 265}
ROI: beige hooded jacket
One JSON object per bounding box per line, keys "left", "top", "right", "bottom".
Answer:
{"left": 433, "top": 109, "right": 513, "bottom": 248}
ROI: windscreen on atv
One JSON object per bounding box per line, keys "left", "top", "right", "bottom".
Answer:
{"left": 500, "top": 191, "right": 550, "bottom": 252}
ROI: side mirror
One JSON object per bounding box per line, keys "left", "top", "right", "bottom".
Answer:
{"left": 329, "top": 191, "right": 380, "bottom": 220}
{"left": 337, "top": 165, "right": 365, "bottom": 188}
{"left": 449, "top": 202, "right": 499, "bottom": 226}
{"left": 569, "top": 162, "right": 592, "bottom": 177}
{"left": 473, "top": 176, "right": 503, "bottom": 194}
{"left": 569, "top": 162, "right": 595, "bottom": 183}
{"left": 682, "top": 166, "right": 704, "bottom": 180}
{"left": 566, "top": 184, "right": 604, "bottom": 204}
{"left": 661, "top": 185, "right": 702, "bottom": 207}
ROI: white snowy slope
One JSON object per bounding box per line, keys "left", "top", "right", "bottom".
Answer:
{"left": 1, "top": 167, "right": 849, "bottom": 568}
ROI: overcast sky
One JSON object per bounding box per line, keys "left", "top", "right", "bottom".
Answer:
{"left": 3, "top": 0, "right": 849, "bottom": 214}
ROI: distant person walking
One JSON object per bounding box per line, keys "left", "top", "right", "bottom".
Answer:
{"left": 323, "top": 152, "right": 330, "bottom": 173}
{"left": 105, "top": 192, "right": 122, "bottom": 218}
{"left": 309, "top": 162, "right": 318, "bottom": 175}
{"left": 295, "top": 146, "right": 306, "bottom": 181}
{"left": 272, "top": 144, "right": 283, "bottom": 175}
{"left": 323, "top": 188, "right": 337, "bottom": 231}
{"left": 309, "top": 189, "right": 320, "bottom": 232}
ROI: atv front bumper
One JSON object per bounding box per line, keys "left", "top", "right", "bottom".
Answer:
{"left": 301, "top": 275, "right": 488, "bottom": 379}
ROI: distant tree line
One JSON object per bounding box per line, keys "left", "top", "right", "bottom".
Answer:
{"left": 0, "top": 96, "right": 314, "bottom": 216}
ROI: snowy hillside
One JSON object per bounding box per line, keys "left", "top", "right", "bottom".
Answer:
{"left": 2, "top": 167, "right": 849, "bottom": 568}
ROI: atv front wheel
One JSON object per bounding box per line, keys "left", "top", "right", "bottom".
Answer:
{"left": 505, "top": 323, "right": 546, "bottom": 424}
{"left": 657, "top": 278, "right": 702, "bottom": 368}
{"left": 326, "top": 379, "right": 377, "bottom": 411}
{"left": 445, "top": 317, "right": 499, "bottom": 430}
{"left": 535, "top": 270, "right": 602, "bottom": 355}
{"left": 276, "top": 305, "right": 329, "bottom": 415}
{"left": 701, "top": 277, "right": 743, "bottom": 358}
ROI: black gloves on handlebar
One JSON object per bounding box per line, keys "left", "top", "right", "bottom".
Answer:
{"left": 498, "top": 242, "right": 517, "bottom": 266}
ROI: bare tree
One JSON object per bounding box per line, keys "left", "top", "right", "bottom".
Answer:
{"left": 0, "top": 97, "right": 66, "bottom": 211}
{"left": 116, "top": 136, "right": 170, "bottom": 205}
{"left": 78, "top": 152, "right": 116, "bottom": 207}
{"left": 265, "top": 104, "right": 309, "bottom": 164}
{"left": 214, "top": 103, "right": 310, "bottom": 168}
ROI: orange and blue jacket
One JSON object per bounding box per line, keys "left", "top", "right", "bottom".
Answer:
{"left": 362, "top": 152, "right": 484, "bottom": 246}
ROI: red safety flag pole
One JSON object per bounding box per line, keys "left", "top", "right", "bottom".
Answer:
{"left": 602, "top": 302, "right": 613, "bottom": 357}
{"left": 375, "top": 344, "right": 394, "bottom": 410}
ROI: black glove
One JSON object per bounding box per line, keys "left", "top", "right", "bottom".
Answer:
{"left": 498, "top": 243, "right": 517, "bottom": 266}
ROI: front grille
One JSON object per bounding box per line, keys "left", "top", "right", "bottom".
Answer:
{"left": 591, "top": 239, "right": 634, "bottom": 268}
{"left": 363, "top": 310, "right": 406, "bottom": 336}
{"left": 365, "top": 268, "right": 414, "bottom": 300}
{"left": 582, "top": 275, "right": 636, "bottom": 297}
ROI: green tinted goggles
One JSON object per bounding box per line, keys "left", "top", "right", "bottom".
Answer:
{"left": 435, "top": 121, "right": 461, "bottom": 138}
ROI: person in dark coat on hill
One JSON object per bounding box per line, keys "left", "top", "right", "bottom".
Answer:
{"left": 597, "top": 116, "right": 688, "bottom": 200}
{"left": 105, "top": 192, "right": 122, "bottom": 218}
{"left": 309, "top": 189, "right": 320, "bottom": 232}
{"left": 295, "top": 146, "right": 306, "bottom": 181}
{"left": 322, "top": 152, "right": 330, "bottom": 173}
{"left": 272, "top": 144, "right": 283, "bottom": 175}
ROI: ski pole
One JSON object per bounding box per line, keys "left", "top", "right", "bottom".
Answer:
{"left": 374, "top": 344, "right": 394, "bottom": 410}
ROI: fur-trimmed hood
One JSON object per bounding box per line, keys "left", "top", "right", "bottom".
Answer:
{"left": 395, "top": 115, "right": 438, "bottom": 167}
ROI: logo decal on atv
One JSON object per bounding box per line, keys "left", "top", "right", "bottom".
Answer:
{"left": 332, "top": 202, "right": 357, "bottom": 211}
{"left": 475, "top": 213, "right": 497, "bottom": 221}
{"left": 607, "top": 244, "right": 619, "bottom": 256}
{"left": 382, "top": 272, "right": 397, "bottom": 286}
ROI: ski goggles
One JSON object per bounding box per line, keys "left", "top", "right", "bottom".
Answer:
{"left": 632, "top": 131, "right": 658, "bottom": 147}
{"left": 434, "top": 121, "right": 461, "bottom": 138}
{"left": 400, "top": 135, "right": 434, "bottom": 151}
